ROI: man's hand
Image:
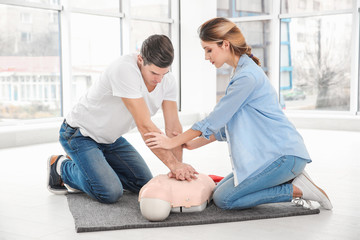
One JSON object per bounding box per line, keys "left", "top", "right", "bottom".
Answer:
{"left": 168, "top": 162, "right": 198, "bottom": 181}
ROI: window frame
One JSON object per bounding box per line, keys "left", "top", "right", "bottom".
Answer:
{"left": 0, "top": 0, "right": 180, "bottom": 124}
{"left": 217, "top": 0, "right": 359, "bottom": 116}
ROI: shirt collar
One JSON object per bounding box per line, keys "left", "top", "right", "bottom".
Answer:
{"left": 237, "top": 54, "right": 248, "bottom": 68}
{"left": 231, "top": 54, "right": 248, "bottom": 79}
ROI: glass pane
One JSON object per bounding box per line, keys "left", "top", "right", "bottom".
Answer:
{"left": 281, "top": 0, "right": 353, "bottom": 14}
{"left": 217, "top": 0, "right": 271, "bottom": 18}
{"left": 18, "top": 0, "right": 60, "bottom": 5}
{"left": 0, "top": 5, "right": 61, "bottom": 121}
{"left": 131, "top": 0, "right": 169, "bottom": 19}
{"left": 280, "top": 14, "right": 351, "bottom": 111}
{"left": 216, "top": 21, "right": 271, "bottom": 102}
{"left": 70, "top": 14, "right": 121, "bottom": 104}
{"left": 70, "top": 0, "right": 120, "bottom": 13}
{"left": 130, "top": 20, "right": 170, "bottom": 53}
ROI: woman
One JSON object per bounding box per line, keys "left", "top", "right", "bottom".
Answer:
{"left": 145, "top": 17, "right": 332, "bottom": 210}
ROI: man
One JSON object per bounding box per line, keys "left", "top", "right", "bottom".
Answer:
{"left": 47, "top": 34, "right": 198, "bottom": 204}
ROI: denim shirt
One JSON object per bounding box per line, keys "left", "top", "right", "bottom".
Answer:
{"left": 192, "top": 54, "right": 311, "bottom": 186}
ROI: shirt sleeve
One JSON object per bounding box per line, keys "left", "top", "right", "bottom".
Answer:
{"left": 108, "top": 62, "right": 143, "bottom": 99}
{"left": 214, "top": 127, "right": 227, "bottom": 141}
{"left": 163, "top": 73, "right": 178, "bottom": 101}
{"left": 191, "top": 72, "right": 257, "bottom": 139}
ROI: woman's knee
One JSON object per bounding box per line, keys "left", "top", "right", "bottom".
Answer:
{"left": 213, "top": 189, "right": 231, "bottom": 209}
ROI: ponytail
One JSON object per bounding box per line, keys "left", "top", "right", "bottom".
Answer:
{"left": 244, "top": 46, "right": 261, "bottom": 66}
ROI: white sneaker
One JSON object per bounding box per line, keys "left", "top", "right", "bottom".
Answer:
{"left": 292, "top": 170, "right": 333, "bottom": 210}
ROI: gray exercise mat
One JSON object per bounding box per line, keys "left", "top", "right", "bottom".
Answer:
{"left": 66, "top": 191, "right": 320, "bottom": 233}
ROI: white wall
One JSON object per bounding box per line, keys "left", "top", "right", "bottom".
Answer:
{"left": 179, "top": 0, "right": 217, "bottom": 115}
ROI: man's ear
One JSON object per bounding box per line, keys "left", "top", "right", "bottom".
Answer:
{"left": 137, "top": 54, "right": 144, "bottom": 65}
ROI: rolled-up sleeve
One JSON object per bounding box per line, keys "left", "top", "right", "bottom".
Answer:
{"left": 214, "top": 127, "right": 227, "bottom": 141}
{"left": 191, "top": 72, "right": 257, "bottom": 140}
{"left": 191, "top": 119, "right": 213, "bottom": 139}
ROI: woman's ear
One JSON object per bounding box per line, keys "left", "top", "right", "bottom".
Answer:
{"left": 222, "top": 40, "right": 230, "bottom": 50}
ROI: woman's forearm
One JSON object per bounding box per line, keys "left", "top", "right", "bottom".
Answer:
{"left": 171, "top": 129, "right": 202, "bottom": 148}
{"left": 187, "top": 135, "right": 216, "bottom": 150}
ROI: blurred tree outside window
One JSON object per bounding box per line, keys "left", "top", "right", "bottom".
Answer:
{"left": 280, "top": 1, "right": 352, "bottom": 111}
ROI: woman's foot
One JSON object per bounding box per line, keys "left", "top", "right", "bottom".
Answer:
{"left": 292, "top": 170, "right": 333, "bottom": 210}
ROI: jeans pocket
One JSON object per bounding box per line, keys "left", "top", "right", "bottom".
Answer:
{"left": 61, "top": 123, "right": 80, "bottom": 141}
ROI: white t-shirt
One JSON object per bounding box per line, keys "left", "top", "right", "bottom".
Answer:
{"left": 66, "top": 54, "right": 178, "bottom": 144}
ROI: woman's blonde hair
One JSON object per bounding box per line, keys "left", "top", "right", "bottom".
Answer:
{"left": 198, "top": 17, "right": 261, "bottom": 66}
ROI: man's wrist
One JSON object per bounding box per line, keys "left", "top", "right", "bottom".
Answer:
{"left": 168, "top": 159, "right": 180, "bottom": 172}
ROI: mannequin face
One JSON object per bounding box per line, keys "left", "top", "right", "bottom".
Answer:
{"left": 201, "top": 40, "right": 230, "bottom": 68}
{"left": 137, "top": 55, "right": 170, "bottom": 92}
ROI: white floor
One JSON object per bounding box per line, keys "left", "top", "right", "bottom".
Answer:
{"left": 0, "top": 128, "right": 359, "bottom": 240}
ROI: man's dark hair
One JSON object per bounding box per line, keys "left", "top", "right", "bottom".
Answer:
{"left": 140, "top": 34, "right": 174, "bottom": 68}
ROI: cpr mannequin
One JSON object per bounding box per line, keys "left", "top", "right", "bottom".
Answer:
{"left": 138, "top": 173, "right": 216, "bottom": 221}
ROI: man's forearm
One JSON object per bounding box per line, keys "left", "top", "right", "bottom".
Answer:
{"left": 137, "top": 121, "right": 180, "bottom": 171}
{"left": 165, "top": 128, "right": 183, "bottom": 162}
{"left": 171, "top": 146, "right": 183, "bottom": 162}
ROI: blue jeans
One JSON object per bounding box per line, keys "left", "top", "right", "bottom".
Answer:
{"left": 213, "top": 155, "right": 307, "bottom": 209}
{"left": 59, "top": 121, "right": 153, "bottom": 203}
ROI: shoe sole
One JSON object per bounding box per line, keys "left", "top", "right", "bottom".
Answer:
{"left": 46, "top": 156, "right": 68, "bottom": 195}
{"left": 64, "top": 183, "right": 82, "bottom": 193}
{"left": 300, "top": 171, "right": 333, "bottom": 210}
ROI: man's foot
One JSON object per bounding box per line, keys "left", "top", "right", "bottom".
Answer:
{"left": 47, "top": 155, "right": 68, "bottom": 195}
{"left": 292, "top": 170, "right": 333, "bottom": 210}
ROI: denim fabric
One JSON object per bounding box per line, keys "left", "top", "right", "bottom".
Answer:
{"left": 192, "top": 54, "right": 311, "bottom": 186}
{"left": 213, "top": 155, "right": 307, "bottom": 209}
{"left": 59, "top": 121, "right": 153, "bottom": 203}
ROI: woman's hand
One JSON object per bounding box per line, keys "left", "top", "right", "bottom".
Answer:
{"left": 144, "top": 132, "right": 175, "bottom": 149}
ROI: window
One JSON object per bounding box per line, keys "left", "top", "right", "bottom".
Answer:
{"left": 280, "top": 6, "right": 352, "bottom": 111}
{"left": 130, "top": 20, "right": 170, "bottom": 53}
{"left": 70, "top": 13, "right": 121, "bottom": 104}
{"left": 0, "top": 5, "right": 61, "bottom": 120}
{"left": 0, "top": 0, "right": 178, "bottom": 123}
{"left": 20, "top": 12, "right": 32, "bottom": 23}
{"left": 129, "top": 0, "right": 172, "bottom": 53}
{"left": 281, "top": 0, "right": 352, "bottom": 13}
{"left": 21, "top": 32, "right": 32, "bottom": 42}
{"left": 69, "top": 0, "right": 120, "bottom": 14}
{"left": 217, "top": 0, "right": 271, "bottom": 17}
{"left": 19, "top": 0, "right": 59, "bottom": 5}
{"left": 130, "top": 0, "right": 170, "bottom": 19}
{"left": 216, "top": 0, "right": 272, "bottom": 102}
{"left": 216, "top": 20, "right": 272, "bottom": 102}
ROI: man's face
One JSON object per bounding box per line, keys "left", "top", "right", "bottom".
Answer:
{"left": 138, "top": 55, "right": 170, "bottom": 90}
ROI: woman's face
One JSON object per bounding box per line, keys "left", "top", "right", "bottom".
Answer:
{"left": 201, "top": 40, "right": 229, "bottom": 68}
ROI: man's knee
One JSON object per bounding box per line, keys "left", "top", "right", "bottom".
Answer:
{"left": 92, "top": 183, "right": 123, "bottom": 204}
{"left": 139, "top": 175, "right": 152, "bottom": 187}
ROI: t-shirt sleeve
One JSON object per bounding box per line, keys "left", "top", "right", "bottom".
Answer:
{"left": 108, "top": 62, "right": 142, "bottom": 98}
{"left": 163, "top": 74, "right": 177, "bottom": 101}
